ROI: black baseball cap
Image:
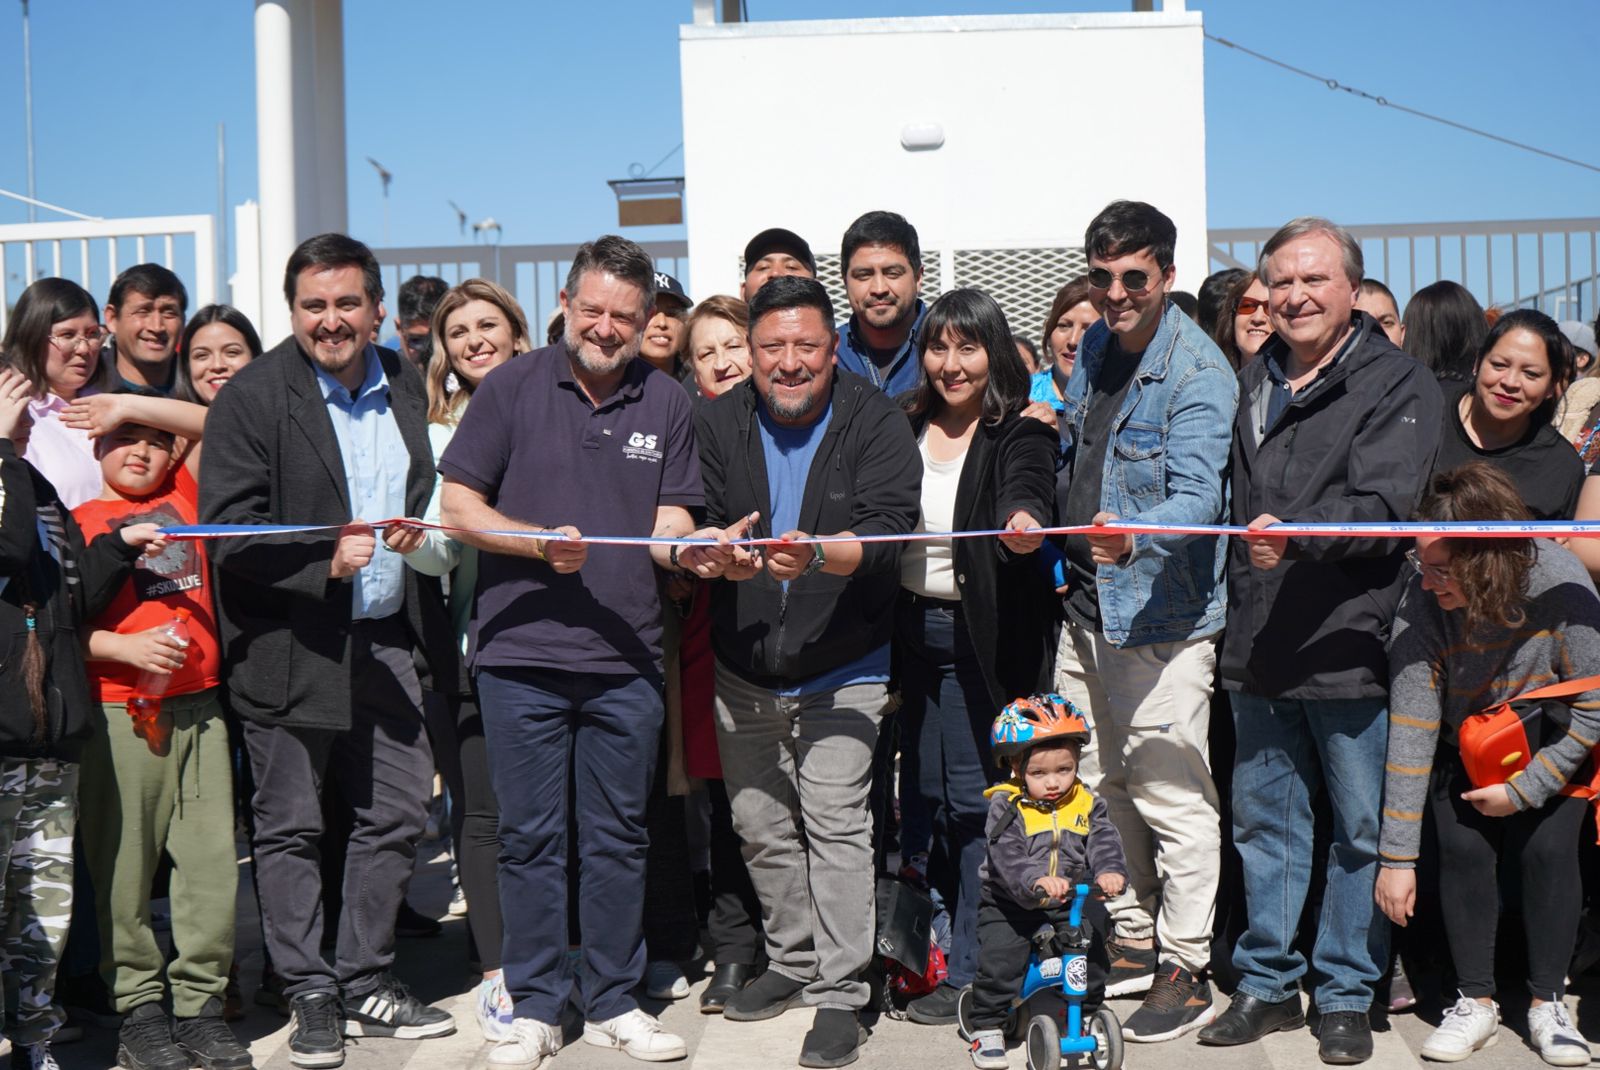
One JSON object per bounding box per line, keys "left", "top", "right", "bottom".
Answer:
{"left": 743, "top": 228, "right": 816, "bottom": 276}
{"left": 652, "top": 271, "right": 691, "bottom": 311}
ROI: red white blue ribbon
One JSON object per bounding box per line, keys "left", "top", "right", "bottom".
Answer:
{"left": 157, "top": 518, "right": 1600, "bottom": 545}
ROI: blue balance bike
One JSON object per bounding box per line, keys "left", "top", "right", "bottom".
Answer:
{"left": 957, "top": 882, "right": 1123, "bottom": 1070}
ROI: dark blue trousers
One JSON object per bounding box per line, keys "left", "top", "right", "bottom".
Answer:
{"left": 896, "top": 595, "right": 999, "bottom": 988}
{"left": 478, "top": 666, "right": 663, "bottom": 1024}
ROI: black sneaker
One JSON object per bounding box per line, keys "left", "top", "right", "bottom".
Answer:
{"left": 1122, "top": 961, "right": 1219, "bottom": 1043}
{"left": 798, "top": 1007, "right": 867, "bottom": 1068}
{"left": 906, "top": 983, "right": 962, "bottom": 1025}
{"left": 341, "top": 974, "right": 456, "bottom": 1039}
{"left": 116, "top": 1002, "right": 191, "bottom": 1070}
{"left": 1104, "top": 938, "right": 1159, "bottom": 997}
{"left": 288, "top": 992, "right": 344, "bottom": 1069}
{"left": 174, "top": 997, "right": 254, "bottom": 1070}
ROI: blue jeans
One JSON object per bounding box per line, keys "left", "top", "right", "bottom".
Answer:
{"left": 895, "top": 596, "right": 997, "bottom": 988}
{"left": 477, "top": 666, "right": 663, "bottom": 1024}
{"left": 1228, "top": 693, "right": 1388, "bottom": 1013}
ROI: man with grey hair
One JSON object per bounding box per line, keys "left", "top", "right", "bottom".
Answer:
{"left": 440, "top": 234, "right": 743, "bottom": 1068}
{"left": 1197, "top": 218, "right": 1443, "bottom": 1064}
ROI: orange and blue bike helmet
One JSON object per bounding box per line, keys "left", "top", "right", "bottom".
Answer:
{"left": 991, "top": 693, "right": 1091, "bottom": 761}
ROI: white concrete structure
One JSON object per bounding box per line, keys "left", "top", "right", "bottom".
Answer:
{"left": 679, "top": 10, "right": 1209, "bottom": 313}
{"left": 250, "top": 0, "right": 349, "bottom": 344}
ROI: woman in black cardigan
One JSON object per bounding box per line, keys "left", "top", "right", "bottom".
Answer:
{"left": 893, "top": 288, "right": 1058, "bottom": 1025}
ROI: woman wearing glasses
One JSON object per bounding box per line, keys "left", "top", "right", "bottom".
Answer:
{"left": 0, "top": 279, "right": 113, "bottom": 507}
{"left": 1430, "top": 309, "right": 1580, "bottom": 521}
{"left": 1212, "top": 273, "right": 1271, "bottom": 370}
{"left": 1377, "top": 462, "right": 1598, "bottom": 1066}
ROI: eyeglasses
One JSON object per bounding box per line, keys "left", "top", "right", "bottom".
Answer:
{"left": 48, "top": 327, "right": 106, "bottom": 351}
{"left": 1086, "top": 267, "right": 1156, "bottom": 294}
{"left": 1235, "top": 297, "right": 1270, "bottom": 317}
{"left": 1404, "top": 549, "right": 1452, "bottom": 583}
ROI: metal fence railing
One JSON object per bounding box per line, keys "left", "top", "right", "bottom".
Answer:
{"left": 373, "top": 242, "right": 692, "bottom": 339}
{"left": 1209, "top": 218, "right": 1600, "bottom": 322}
{"left": 0, "top": 214, "right": 217, "bottom": 335}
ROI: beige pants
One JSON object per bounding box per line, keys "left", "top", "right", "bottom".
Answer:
{"left": 1053, "top": 622, "right": 1221, "bottom": 973}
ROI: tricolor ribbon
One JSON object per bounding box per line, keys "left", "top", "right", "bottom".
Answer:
{"left": 157, "top": 518, "right": 1600, "bottom": 546}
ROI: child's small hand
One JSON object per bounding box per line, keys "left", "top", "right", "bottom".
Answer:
{"left": 1096, "top": 872, "right": 1126, "bottom": 898}
{"left": 61, "top": 394, "right": 127, "bottom": 439}
{"left": 1034, "top": 875, "right": 1072, "bottom": 901}
{"left": 119, "top": 522, "right": 168, "bottom": 556}
{"left": 118, "top": 626, "right": 188, "bottom": 674}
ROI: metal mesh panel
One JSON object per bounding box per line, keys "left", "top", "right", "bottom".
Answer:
{"left": 951, "top": 247, "right": 1089, "bottom": 341}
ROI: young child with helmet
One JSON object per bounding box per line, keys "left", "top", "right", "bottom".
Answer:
{"left": 963, "top": 693, "right": 1129, "bottom": 1069}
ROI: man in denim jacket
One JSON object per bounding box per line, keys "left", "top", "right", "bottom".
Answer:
{"left": 1052, "top": 200, "right": 1237, "bottom": 1044}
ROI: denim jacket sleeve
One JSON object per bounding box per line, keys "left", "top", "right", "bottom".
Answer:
{"left": 1123, "top": 354, "right": 1238, "bottom": 566}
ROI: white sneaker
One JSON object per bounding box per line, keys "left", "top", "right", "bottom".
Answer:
{"left": 487, "top": 1018, "right": 561, "bottom": 1068}
{"left": 644, "top": 961, "right": 690, "bottom": 1000}
{"left": 1420, "top": 995, "right": 1499, "bottom": 1062}
{"left": 583, "top": 1008, "right": 687, "bottom": 1062}
{"left": 476, "top": 974, "right": 515, "bottom": 1042}
{"left": 448, "top": 884, "right": 469, "bottom": 918}
{"left": 1527, "top": 1000, "right": 1590, "bottom": 1066}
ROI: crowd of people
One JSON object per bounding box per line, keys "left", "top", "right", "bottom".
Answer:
{"left": 0, "top": 197, "right": 1598, "bottom": 1070}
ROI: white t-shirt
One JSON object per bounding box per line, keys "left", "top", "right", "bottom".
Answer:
{"left": 901, "top": 431, "right": 966, "bottom": 600}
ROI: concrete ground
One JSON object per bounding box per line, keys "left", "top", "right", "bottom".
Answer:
{"left": 34, "top": 838, "right": 1600, "bottom": 1069}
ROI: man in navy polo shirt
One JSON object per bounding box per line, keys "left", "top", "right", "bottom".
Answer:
{"left": 439, "top": 235, "right": 747, "bottom": 1069}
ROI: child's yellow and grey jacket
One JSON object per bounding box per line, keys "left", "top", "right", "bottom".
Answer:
{"left": 978, "top": 779, "right": 1127, "bottom": 909}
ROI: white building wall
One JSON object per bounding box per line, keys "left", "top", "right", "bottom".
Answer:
{"left": 680, "top": 12, "right": 1209, "bottom": 307}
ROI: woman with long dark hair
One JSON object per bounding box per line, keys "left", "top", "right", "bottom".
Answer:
{"left": 0, "top": 279, "right": 115, "bottom": 508}
{"left": 1403, "top": 280, "right": 1488, "bottom": 383}
{"left": 1377, "top": 462, "right": 1599, "bottom": 1065}
{"left": 895, "top": 288, "right": 1057, "bottom": 1024}
{"left": 1431, "top": 308, "right": 1581, "bottom": 520}
{"left": 173, "top": 305, "right": 262, "bottom": 405}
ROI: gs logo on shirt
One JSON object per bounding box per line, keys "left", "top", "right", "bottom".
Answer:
{"left": 624, "top": 431, "right": 664, "bottom": 463}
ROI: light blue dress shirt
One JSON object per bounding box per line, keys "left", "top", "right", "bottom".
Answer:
{"left": 313, "top": 346, "right": 409, "bottom": 620}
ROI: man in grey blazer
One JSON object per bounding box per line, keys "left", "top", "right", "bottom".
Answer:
{"left": 200, "top": 233, "right": 460, "bottom": 1069}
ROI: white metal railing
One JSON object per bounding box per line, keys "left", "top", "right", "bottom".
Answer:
{"left": 374, "top": 241, "right": 691, "bottom": 337}
{"left": 1209, "top": 217, "right": 1600, "bottom": 321}
{"left": 0, "top": 214, "right": 217, "bottom": 334}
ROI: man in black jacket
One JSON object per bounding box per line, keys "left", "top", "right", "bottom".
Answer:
{"left": 200, "top": 234, "right": 459, "bottom": 1069}
{"left": 696, "top": 276, "right": 920, "bottom": 1068}
{"left": 1198, "top": 218, "right": 1443, "bottom": 1064}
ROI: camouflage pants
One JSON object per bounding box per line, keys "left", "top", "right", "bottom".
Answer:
{"left": 0, "top": 757, "right": 77, "bottom": 1045}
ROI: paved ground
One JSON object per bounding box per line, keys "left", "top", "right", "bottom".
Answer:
{"left": 31, "top": 839, "right": 1600, "bottom": 1069}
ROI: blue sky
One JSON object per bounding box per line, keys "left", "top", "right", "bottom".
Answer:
{"left": 0, "top": 0, "right": 1593, "bottom": 264}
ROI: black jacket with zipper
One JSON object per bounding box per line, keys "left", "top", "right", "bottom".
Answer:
{"left": 696, "top": 371, "right": 921, "bottom": 688}
{"left": 199, "top": 339, "right": 461, "bottom": 730}
{"left": 1220, "top": 312, "right": 1444, "bottom": 700}
{"left": 904, "top": 407, "right": 1058, "bottom": 708}
{"left": 0, "top": 442, "right": 142, "bottom": 761}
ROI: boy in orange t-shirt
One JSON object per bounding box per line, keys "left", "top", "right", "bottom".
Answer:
{"left": 72, "top": 423, "right": 250, "bottom": 1070}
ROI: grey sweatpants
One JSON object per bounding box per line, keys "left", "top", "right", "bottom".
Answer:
{"left": 713, "top": 662, "right": 886, "bottom": 1010}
